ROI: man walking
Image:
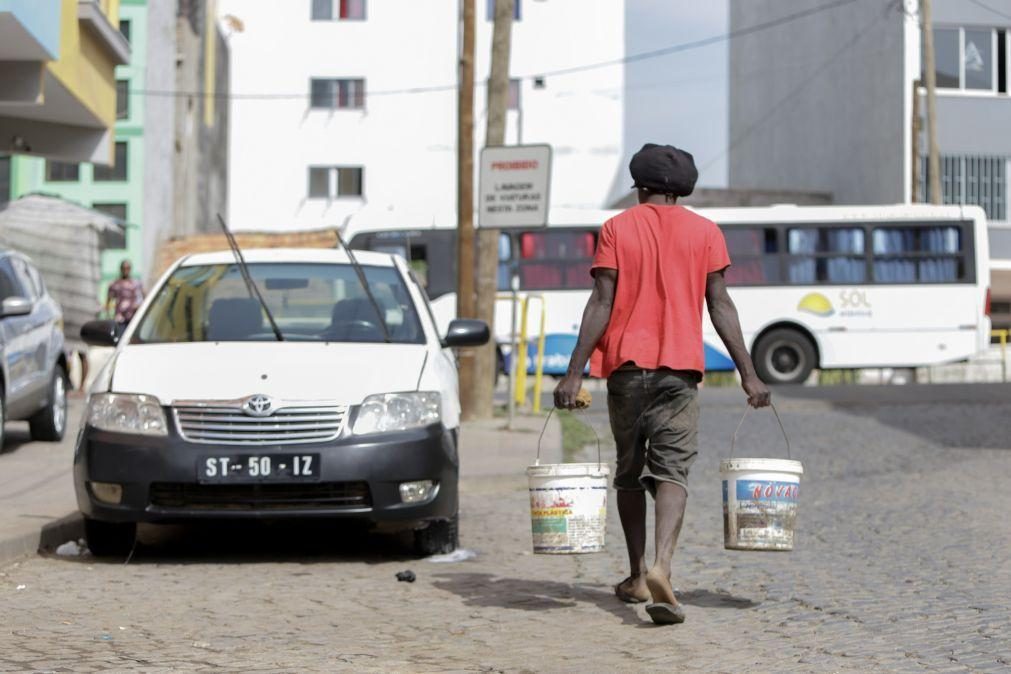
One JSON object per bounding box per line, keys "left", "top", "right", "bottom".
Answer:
{"left": 106, "top": 259, "right": 144, "bottom": 329}
{"left": 554, "top": 144, "right": 770, "bottom": 625}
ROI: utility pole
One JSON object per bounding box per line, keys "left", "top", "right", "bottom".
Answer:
{"left": 471, "top": 0, "right": 514, "bottom": 419}
{"left": 920, "top": 0, "right": 942, "bottom": 204}
{"left": 911, "top": 79, "right": 922, "bottom": 203}
{"left": 457, "top": 0, "right": 477, "bottom": 420}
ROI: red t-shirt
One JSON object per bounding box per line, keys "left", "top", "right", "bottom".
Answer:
{"left": 589, "top": 204, "right": 731, "bottom": 379}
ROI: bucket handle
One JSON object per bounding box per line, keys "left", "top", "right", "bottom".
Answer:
{"left": 536, "top": 407, "right": 603, "bottom": 471}
{"left": 730, "top": 402, "right": 791, "bottom": 460}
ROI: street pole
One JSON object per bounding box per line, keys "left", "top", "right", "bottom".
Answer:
{"left": 911, "top": 79, "right": 921, "bottom": 203}
{"left": 472, "top": 0, "right": 515, "bottom": 420}
{"left": 457, "top": 0, "right": 477, "bottom": 420}
{"left": 920, "top": 0, "right": 942, "bottom": 204}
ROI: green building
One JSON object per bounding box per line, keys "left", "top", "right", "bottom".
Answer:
{"left": 8, "top": 0, "right": 145, "bottom": 298}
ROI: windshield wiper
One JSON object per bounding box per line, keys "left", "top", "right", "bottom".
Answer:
{"left": 335, "top": 229, "right": 391, "bottom": 343}
{"left": 216, "top": 213, "right": 284, "bottom": 342}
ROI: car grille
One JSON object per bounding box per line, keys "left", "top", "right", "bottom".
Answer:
{"left": 173, "top": 402, "right": 348, "bottom": 445}
{"left": 149, "top": 482, "right": 371, "bottom": 510}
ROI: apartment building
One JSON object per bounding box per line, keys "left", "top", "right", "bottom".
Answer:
{"left": 218, "top": 0, "right": 625, "bottom": 231}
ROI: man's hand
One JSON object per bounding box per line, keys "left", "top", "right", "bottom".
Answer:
{"left": 742, "top": 374, "right": 771, "bottom": 408}
{"left": 554, "top": 374, "right": 583, "bottom": 410}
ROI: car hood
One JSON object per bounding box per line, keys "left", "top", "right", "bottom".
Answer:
{"left": 109, "top": 342, "right": 429, "bottom": 405}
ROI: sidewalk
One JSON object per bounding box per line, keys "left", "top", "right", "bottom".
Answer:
{"left": 0, "top": 400, "right": 83, "bottom": 563}
{"left": 458, "top": 411, "right": 561, "bottom": 480}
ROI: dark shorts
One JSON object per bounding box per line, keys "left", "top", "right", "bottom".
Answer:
{"left": 606, "top": 365, "right": 701, "bottom": 495}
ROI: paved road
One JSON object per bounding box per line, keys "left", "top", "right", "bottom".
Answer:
{"left": 2, "top": 384, "right": 1010, "bottom": 672}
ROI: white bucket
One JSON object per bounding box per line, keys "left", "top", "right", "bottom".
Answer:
{"left": 720, "top": 457, "right": 804, "bottom": 551}
{"left": 526, "top": 462, "right": 609, "bottom": 554}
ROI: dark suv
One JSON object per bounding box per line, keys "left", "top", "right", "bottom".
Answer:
{"left": 0, "top": 252, "right": 68, "bottom": 445}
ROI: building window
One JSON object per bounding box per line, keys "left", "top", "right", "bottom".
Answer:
{"left": 119, "top": 18, "right": 131, "bottom": 44}
{"left": 92, "top": 202, "right": 128, "bottom": 221}
{"left": 919, "top": 155, "right": 1007, "bottom": 221}
{"left": 927, "top": 26, "right": 1006, "bottom": 92}
{"left": 312, "top": 0, "right": 366, "bottom": 21}
{"left": 310, "top": 78, "right": 366, "bottom": 109}
{"left": 116, "top": 79, "right": 129, "bottom": 120}
{"left": 308, "top": 166, "right": 363, "bottom": 199}
{"left": 45, "top": 160, "right": 79, "bottom": 182}
{"left": 487, "top": 0, "right": 521, "bottom": 21}
{"left": 94, "top": 142, "right": 128, "bottom": 182}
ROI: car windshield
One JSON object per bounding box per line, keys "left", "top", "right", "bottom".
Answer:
{"left": 134, "top": 262, "right": 425, "bottom": 344}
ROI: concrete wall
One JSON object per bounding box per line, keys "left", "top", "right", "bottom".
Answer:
{"left": 728, "top": 0, "right": 909, "bottom": 205}
{"left": 218, "top": 0, "right": 624, "bottom": 231}
{"left": 141, "top": 0, "right": 173, "bottom": 282}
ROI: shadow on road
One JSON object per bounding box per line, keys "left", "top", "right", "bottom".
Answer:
{"left": 49, "top": 520, "right": 421, "bottom": 565}
{"left": 430, "top": 571, "right": 643, "bottom": 625}
{"left": 677, "top": 588, "right": 759, "bottom": 609}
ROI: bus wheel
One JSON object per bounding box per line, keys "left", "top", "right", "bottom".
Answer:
{"left": 753, "top": 329, "right": 816, "bottom": 385}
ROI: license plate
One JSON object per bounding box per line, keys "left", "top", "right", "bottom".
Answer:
{"left": 198, "top": 454, "right": 320, "bottom": 483}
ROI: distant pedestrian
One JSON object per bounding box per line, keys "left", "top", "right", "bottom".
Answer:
{"left": 106, "top": 259, "right": 144, "bottom": 328}
{"left": 554, "top": 144, "right": 770, "bottom": 625}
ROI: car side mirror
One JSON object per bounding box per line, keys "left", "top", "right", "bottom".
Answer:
{"left": 81, "top": 319, "right": 120, "bottom": 347}
{"left": 443, "top": 319, "right": 490, "bottom": 348}
{"left": 0, "top": 296, "right": 32, "bottom": 318}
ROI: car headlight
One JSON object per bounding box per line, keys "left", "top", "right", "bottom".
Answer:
{"left": 352, "top": 392, "right": 441, "bottom": 435}
{"left": 87, "top": 393, "right": 168, "bottom": 436}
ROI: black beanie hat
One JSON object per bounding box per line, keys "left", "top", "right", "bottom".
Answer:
{"left": 629, "top": 143, "right": 698, "bottom": 197}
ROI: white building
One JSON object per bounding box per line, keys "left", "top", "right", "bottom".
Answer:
{"left": 217, "top": 0, "right": 625, "bottom": 231}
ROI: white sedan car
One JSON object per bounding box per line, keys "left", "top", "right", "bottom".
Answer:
{"left": 76, "top": 248, "right": 488, "bottom": 556}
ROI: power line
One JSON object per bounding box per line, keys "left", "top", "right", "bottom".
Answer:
{"left": 965, "top": 0, "right": 1011, "bottom": 21}
{"left": 130, "top": 0, "right": 863, "bottom": 101}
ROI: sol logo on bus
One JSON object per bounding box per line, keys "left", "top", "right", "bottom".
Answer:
{"left": 797, "top": 292, "right": 834, "bottom": 317}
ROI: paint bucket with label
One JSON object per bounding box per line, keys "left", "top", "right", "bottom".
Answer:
{"left": 527, "top": 406, "right": 609, "bottom": 554}
{"left": 720, "top": 405, "right": 803, "bottom": 551}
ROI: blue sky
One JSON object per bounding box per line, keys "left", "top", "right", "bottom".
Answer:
{"left": 624, "top": 0, "right": 728, "bottom": 188}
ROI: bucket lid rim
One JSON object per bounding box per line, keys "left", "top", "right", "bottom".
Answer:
{"left": 718, "top": 457, "right": 804, "bottom": 474}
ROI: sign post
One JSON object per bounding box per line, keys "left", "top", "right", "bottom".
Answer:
{"left": 479, "top": 144, "right": 551, "bottom": 423}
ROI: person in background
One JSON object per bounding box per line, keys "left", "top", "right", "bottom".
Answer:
{"left": 554, "top": 143, "right": 771, "bottom": 626}
{"left": 106, "top": 259, "right": 144, "bottom": 329}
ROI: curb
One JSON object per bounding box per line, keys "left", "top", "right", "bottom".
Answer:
{"left": 0, "top": 512, "right": 83, "bottom": 565}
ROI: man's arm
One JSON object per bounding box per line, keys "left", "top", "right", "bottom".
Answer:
{"left": 554, "top": 268, "right": 617, "bottom": 409}
{"left": 705, "top": 270, "right": 771, "bottom": 408}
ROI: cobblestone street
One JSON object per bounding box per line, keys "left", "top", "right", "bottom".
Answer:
{"left": 2, "top": 385, "right": 1010, "bottom": 672}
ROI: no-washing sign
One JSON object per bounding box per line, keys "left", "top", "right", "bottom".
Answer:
{"left": 478, "top": 144, "right": 552, "bottom": 228}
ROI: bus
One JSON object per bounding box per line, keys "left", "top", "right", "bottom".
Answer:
{"left": 347, "top": 204, "right": 992, "bottom": 384}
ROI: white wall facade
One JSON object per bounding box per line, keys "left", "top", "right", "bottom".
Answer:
{"left": 218, "top": 0, "right": 624, "bottom": 232}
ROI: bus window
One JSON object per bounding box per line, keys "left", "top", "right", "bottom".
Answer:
{"left": 872, "top": 225, "right": 964, "bottom": 283}
{"left": 723, "top": 227, "right": 779, "bottom": 285}
{"left": 517, "top": 230, "right": 596, "bottom": 291}
{"left": 786, "top": 227, "right": 865, "bottom": 284}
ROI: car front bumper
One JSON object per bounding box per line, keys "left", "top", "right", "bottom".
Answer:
{"left": 73, "top": 422, "right": 458, "bottom": 530}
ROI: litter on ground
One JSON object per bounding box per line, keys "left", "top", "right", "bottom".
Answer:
{"left": 55, "top": 539, "right": 89, "bottom": 557}
{"left": 425, "top": 549, "right": 477, "bottom": 563}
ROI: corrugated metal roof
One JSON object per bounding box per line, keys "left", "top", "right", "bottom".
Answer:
{"left": 0, "top": 195, "right": 122, "bottom": 351}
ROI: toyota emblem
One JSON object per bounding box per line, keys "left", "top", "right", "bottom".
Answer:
{"left": 242, "top": 394, "right": 275, "bottom": 417}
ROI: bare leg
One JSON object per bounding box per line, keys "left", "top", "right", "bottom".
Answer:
{"left": 646, "top": 481, "right": 688, "bottom": 606}
{"left": 615, "top": 489, "right": 649, "bottom": 601}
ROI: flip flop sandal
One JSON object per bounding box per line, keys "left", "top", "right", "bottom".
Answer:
{"left": 646, "top": 602, "right": 686, "bottom": 625}
{"left": 614, "top": 577, "right": 649, "bottom": 604}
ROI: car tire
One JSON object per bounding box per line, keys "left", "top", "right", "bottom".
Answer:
{"left": 753, "top": 328, "right": 817, "bottom": 385}
{"left": 30, "top": 364, "right": 68, "bottom": 442}
{"left": 413, "top": 513, "right": 459, "bottom": 557}
{"left": 84, "top": 518, "right": 137, "bottom": 558}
